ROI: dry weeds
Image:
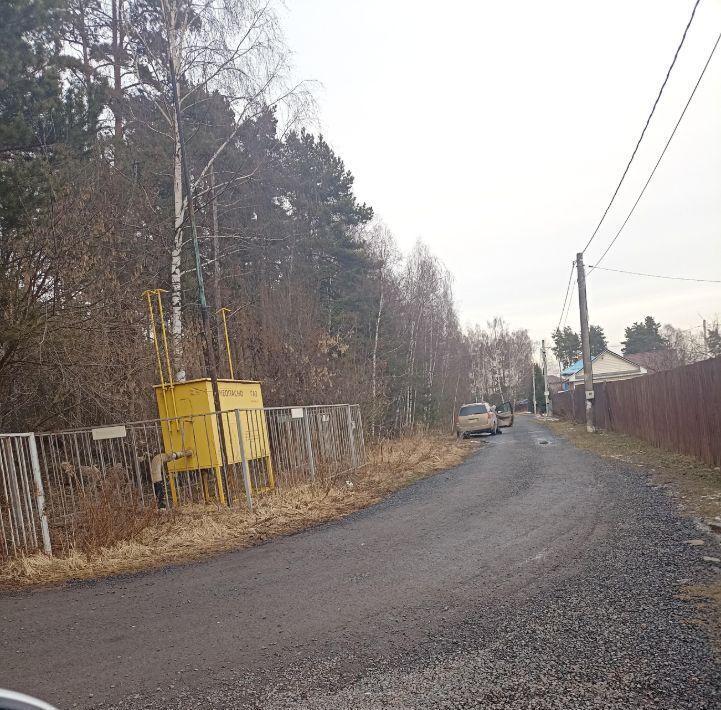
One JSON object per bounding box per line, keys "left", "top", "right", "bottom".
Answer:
{"left": 0, "top": 433, "right": 479, "bottom": 590}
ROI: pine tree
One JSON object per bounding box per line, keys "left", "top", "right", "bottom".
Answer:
{"left": 707, "top": 325, "right": 721, "bottom": 358}
{"left": 551, "top": 326, "right": 581, "bottom": 369}
{"left": 622, "top": 316, "right": 667, "bottom": 355}
{"left": 589, "top": 325, "right": 608, "bottom": 357}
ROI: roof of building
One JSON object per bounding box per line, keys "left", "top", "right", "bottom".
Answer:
{"left": 561, "top": 349, "right": 645, "bottom": 378}
{"left": 561, "top": 355, "right": 596, "bottom": 376}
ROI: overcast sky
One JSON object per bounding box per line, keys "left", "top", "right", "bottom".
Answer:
{"left": 281, "top": 0, "right": 721, "bottom": 352}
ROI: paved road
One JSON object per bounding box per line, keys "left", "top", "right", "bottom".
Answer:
{"left": 1, "top": 416, "right": 720, "bottom": 709}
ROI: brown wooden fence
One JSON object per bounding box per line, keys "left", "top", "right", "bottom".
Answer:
{"left": 551, "top": 357, "right": 721, "bottom": 467}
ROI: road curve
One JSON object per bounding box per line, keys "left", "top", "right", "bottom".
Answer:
{"left": 1, "top": 416, "right": 719, "bottom": 709}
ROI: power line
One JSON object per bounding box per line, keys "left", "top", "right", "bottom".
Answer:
{"left": 591, "top": 29, "right": 721, "bottom": 270}
{"left": 562, "top": 279, "right": 577, "bottom": 329}
{"left": 588, "top": 265, "right": 721, "bottom": 283}
{"left": 581, "top": 0, "right": 702, "bottom": 254}
{"left": 556, "top": 261, "right": 576, "bottom": 331}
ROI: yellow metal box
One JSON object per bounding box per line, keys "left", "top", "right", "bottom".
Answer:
{"left": 154, "top": 378, "right": 270, "bottom": 474}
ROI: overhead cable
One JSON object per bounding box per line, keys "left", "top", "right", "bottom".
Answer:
{"left": 581, "top": 0, "right": 703, "bottom": 254}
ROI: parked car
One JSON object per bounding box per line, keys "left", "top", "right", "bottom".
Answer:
{"left": 456, "top": 402, "right": 498, "bottom": 437}
{"left": 495, "top": 401, "right": 514, "bottom": 428}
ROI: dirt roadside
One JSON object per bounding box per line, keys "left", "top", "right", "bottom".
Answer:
{"left": 539, "top": 416, "right": 721, "bottom": 640}
{"left": 0, "top": 433, "right": 480, "bottom": 591}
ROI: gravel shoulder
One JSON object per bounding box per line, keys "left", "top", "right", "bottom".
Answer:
{"left": 1, "top": 416, "right": 720, "bottom": 709}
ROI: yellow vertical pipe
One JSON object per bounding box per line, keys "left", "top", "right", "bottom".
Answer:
{"left": 201, "top": 471, "right": 210, "bottom": 504}
{"left": 216, "top": 307, "right": 233, "bottom": 503}
{"left": 144, "top": 290, "right": 171, "bottom": 419}
{"left": 168, "top": 472, "right": 178, "bottom": 507}
{"left": 217, "top": 307, "right": 235, "bottom": 380}
{"left": 155, "top": 290, "right": 179, "bottom": 420}
{"left": 265, "top": 455, "right": 276, "bottom": 490}
{"left": 214, "top": 467, "right": 227, "bottom": 506}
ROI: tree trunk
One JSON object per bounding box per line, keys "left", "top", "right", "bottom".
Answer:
{"left": 210, "top": 165, "right": 223, "bottom": 353}
{"left": 371, "top": 279, "right": 384, "bottom": 438}
{"left": 170, "top": 124, "right": 185, "bottom": 380}
{"left": 111, "top": 0, "right": 124, "bottom": 141}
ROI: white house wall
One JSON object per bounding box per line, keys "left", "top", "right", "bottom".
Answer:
{"left": 568, "top": 350, "right": 647, "bottom": 386}
{"left": 591, "top": 351, "right": 639, "bottom": 375}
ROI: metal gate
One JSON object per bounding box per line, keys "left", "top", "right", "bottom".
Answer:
{"left": 0, "top": 434, "right": 52, "bottom": 559}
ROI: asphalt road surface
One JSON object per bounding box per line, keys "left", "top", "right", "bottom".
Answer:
{"left": 2, "top": 416, "right": 720, "bottom": 709}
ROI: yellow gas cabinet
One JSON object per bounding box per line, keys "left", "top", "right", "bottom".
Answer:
{"left": 154, "top": 378, "right": 274, "bottom": 505}
{"left": 144, "top": 290, "right": 274, "bottom": 507}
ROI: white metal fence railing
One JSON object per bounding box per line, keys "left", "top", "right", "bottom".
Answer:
{"left": 0, "top": 434, "right": 52, "bottom": 559}
{"left": 0, "top": 404, "right": 365, "bottom": 561}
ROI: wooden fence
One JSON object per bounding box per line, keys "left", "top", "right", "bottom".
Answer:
{"left": 551, "top": 357, "right": 721, "bottom": 467}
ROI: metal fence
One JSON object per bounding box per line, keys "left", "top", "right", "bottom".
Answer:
{"left": 551, "top": 357, "right": 721, "bottom": 467}
{"left": 0, "top": 434, "right": 52, "bottom": 559}
{"left": 0, "top": 404, "right": 365, "bottom": 561}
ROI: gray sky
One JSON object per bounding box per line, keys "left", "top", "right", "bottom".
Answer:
{"left": 281, "top": 0, "right": 721, "bottom": 351}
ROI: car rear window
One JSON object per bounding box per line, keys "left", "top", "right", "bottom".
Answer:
{"left": 459, "top": 404, "right": 487, "bottom": 416}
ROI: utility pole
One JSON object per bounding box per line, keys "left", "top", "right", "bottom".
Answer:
{"left": 531, "top": 361, "right": 537, "bottom": 415}
{"left": 541, "top": 340, "right": 550, "bottom": 416}
{"left": 703, "top": 318, "right": 708, "bottom": 357}
{"left": 576, "top": 252, "right": 595, "bottom": 433}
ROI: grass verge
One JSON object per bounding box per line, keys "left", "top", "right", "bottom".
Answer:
{"left": 0, "top": 433, "right": 479, "bottom": 591}
{"left": 540, "top": 418, "right": 721, "bottom": 522}
{"left": 540, "top": 417, "right": 721, "bottom": 643}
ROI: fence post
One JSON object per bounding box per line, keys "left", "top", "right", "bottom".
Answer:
{"left": 355, "top": 406, "right": 366, "bottom": 465}
{"left": 234, "top": 410, "right": 254, "bottom": 512}
{"left": 28, "top": 434, "right": 52, "bottom": 556}
{"left": 303, "top": 409, "right": 316, "bottom": 481}
{"left": 346, "top": 405, "right": 357, "bottom": 468}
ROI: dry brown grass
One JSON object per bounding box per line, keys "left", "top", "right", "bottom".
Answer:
{"left": 72, "top": 469, "right": 161, "bottom": 554}
{"left": 0, "top": 433, "right": 479, "bottom": 590}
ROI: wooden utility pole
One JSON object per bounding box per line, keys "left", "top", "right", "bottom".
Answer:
{"left": 531, "top": 361, "right": 537, "bottom": 415}
{"left": 703, "top": 318, "right": 708, "bottom": 357}
{"left": 541, "top": 340, "right": 550, "bottom": 416}
{"left": 576, "top": 252, "right": 595, "bottom": 432}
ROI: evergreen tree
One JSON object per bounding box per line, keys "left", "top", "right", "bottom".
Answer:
{"left": 551, "top": 326, "right": 581, "bottom": 369}
{"left": 0, "top": 0, "right": 66, "bottom": 154}
{"left": 280, "top": 129, "right": 374, "bottom": 331}
{"left": 708, "top": 325, "right": 721, "bottom": 358}
{"left": 622, "top": 316, "right": 667, "bottom": 355}
{"left": 589, "top": 325, "right": 607, "bottom": 357}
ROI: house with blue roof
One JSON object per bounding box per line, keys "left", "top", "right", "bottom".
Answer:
{"left": 561, "top": 349, "right": 648, "bottom": 390}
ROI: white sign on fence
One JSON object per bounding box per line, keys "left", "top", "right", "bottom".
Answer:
{"left": 291, "top": 408, "right": 304, "bottom": 419}
{"left": 91, "top": 425, "right": 128, "bottom": 441}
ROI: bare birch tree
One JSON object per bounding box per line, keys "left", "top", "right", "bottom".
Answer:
{"left": 126, "top": 0, "right": 300, "bottom": 376}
